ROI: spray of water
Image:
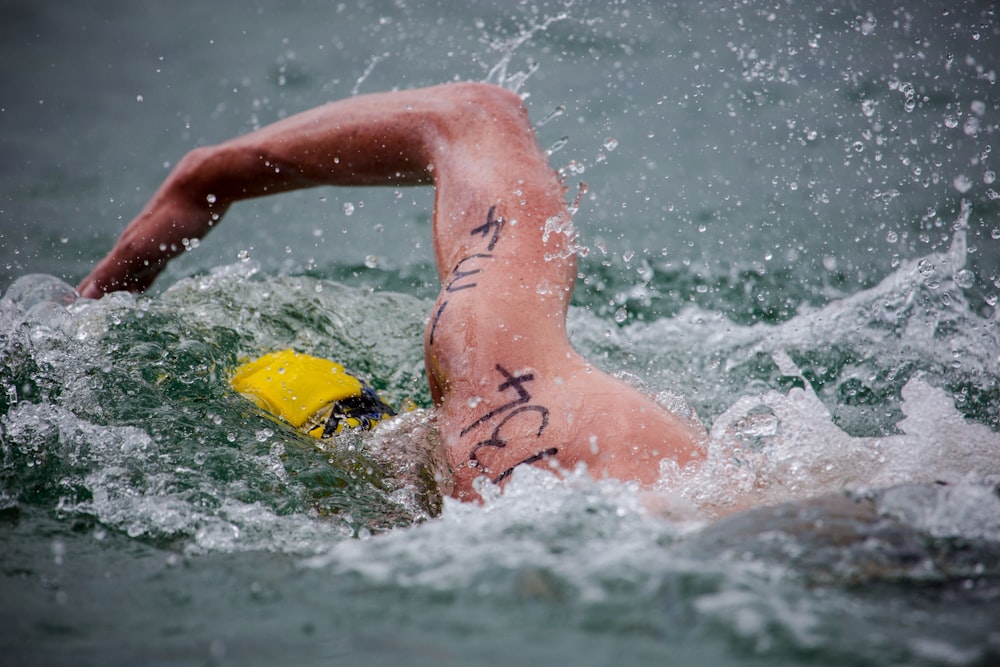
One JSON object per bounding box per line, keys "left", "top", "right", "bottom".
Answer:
{"left": 482, "top": 9, "right": 571, "bottom": 93}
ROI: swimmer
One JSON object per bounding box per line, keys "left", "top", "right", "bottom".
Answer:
{"left": 78, "top": 82, "right": 706, "bottom": 500}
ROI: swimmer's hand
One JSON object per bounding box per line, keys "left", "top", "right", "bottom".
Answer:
{"left": 77, "top": 203, "right": 207, "bottom": 298}
{"left": 78, "top": 235, "right": 169, "bottom": 298}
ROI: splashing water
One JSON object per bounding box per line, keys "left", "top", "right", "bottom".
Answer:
{"left": 543, "top": 183, "right": 591, "bottom": 261}
{"left": 483, "top": 10, "right": 571, "bottom": 93}
{"left": 4, "top": 2, "right": 1000, "bottom": 664}
{"left": 575, "top": 201, "right": 1000, "bottom": 517}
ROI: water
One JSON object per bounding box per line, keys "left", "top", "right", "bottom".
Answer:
{"left": 2, "top": 0, "right": 999, "bottom": 665}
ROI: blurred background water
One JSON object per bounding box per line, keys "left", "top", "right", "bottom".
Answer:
{"left": 2, "top": 1, "right": 999, "bottom": 665}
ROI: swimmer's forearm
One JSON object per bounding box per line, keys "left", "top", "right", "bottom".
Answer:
{"left": 78, "top": 88, "right": 452, "bottom": 297}
{"left": 159, "top": 82, "right": 534, "bottom": 199}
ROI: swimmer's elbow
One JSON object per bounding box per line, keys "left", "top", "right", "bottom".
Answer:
{"left": 434, "top": 82, "right": 532, "bottom": 138}
{"left": 446, "top": 81, "right": 527, "bottom": 113}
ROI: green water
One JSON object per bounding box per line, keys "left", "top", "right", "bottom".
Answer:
{"left": 3, "top": 256, "right": 999, "bottom": 665}
{"left": 2, "top": 0, "right": 1000, "bottom": 664}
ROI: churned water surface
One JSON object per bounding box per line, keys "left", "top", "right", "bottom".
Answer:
{"left": 2, "top": 1, "right": 999, "bottom": 665}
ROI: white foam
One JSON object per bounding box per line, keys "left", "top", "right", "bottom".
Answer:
{"left": 592, "top": 202, "right": 1000, "bottom": 517}
{"left": 667, "top": 355, "right": 1000, "bottom": 517}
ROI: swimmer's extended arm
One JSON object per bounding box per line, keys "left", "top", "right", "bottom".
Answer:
{"left": 78, "top": 82, "right": 545, "bottom": 297}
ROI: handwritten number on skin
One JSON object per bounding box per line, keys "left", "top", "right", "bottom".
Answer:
{"left": 445, "top": 253, "right": 492, "bottom": 291}
{"left": 493, "top": 448, "right": 559, "bottom": 485}
{"left": 428, "top": 252, "right": 493, "bottom": 345}
{"left": 428, "top": 206, "right": 503, "bottom": 346}
{"left": 461, "top": 364, "right": 533, "bottom": 435}
{"left": 470, "top": 205, "right": 504, "bottom": 251}
{"left": 464, "top": 365, "right": 556, "bottom": 484}
{"left": 430, "top": 208, "right": 559, "bottom": 481}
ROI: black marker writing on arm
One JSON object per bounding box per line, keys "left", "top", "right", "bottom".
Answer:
{"left": 429, "top": 206, "right": 504, "bottom": 345}
{"left": 470, "top": 205, "right": 504, "bottom": 251}
{"left": 428, "top": 253, "right": 494, "bottom": 344}
{"left": 461, "top": 364, "right": 555, "bottom": 481}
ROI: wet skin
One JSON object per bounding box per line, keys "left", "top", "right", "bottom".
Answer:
{"left": 78, "top": 82, "right": 706, "bottom": 500}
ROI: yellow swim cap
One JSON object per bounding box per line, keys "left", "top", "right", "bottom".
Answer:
{"left": 231, "top": 349, "right": 395, "bottom": 437}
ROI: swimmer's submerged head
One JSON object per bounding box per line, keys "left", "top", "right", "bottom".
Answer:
{"left": 230, "top": 349, "right": 395, "bottom": 437}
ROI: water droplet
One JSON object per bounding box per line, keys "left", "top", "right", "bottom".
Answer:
{"left": 918, "top": 258, "right": 937, "bottom": 286}
{"left": 364, "top": 255, "right": 379, "bottom": 269}
{"left": 206, "top": 193, "right": 217, "bottom": 204}
{"left": 954, "top": 269, "right": 975, "bottom": 289}
{"left": 603, "top": 137, "right": 618, "bottom": 152}
{"left": 536, "top": 105, "right": 565, "bottom": 127}
{"left": 953, "top": 174, "right": 973, "bottom": 194}
{"left": 944, "top": 115, "right": 959, "bottom": 129}
{"left": 238, "top": 249, "right": 251, "bottom": 262}
{"left": 614, "top": 306, "right": 627, "bottom": 323}
{"left": 855, "top": 14, "right": 877, "bottom": 36}
{"left": 546, "top": 137, "right": 569, "bottom": 155}
{"left": 343, "top": 202, "right": 355, "bottom": 216}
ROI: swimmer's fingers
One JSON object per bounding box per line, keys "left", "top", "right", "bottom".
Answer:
{"left": 78, "top": 192, "right": 221, "bottom": 298}
{"left": 77, "top": 249, "right": 163, "bottom": 297}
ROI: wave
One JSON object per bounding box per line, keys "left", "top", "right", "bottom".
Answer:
{"left": 1, "top": 202, "right": 997, "bottom": 559}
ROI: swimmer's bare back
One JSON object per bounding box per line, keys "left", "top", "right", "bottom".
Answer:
{"left": 78, "top": 82, "right": 706, "bottom": 500}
